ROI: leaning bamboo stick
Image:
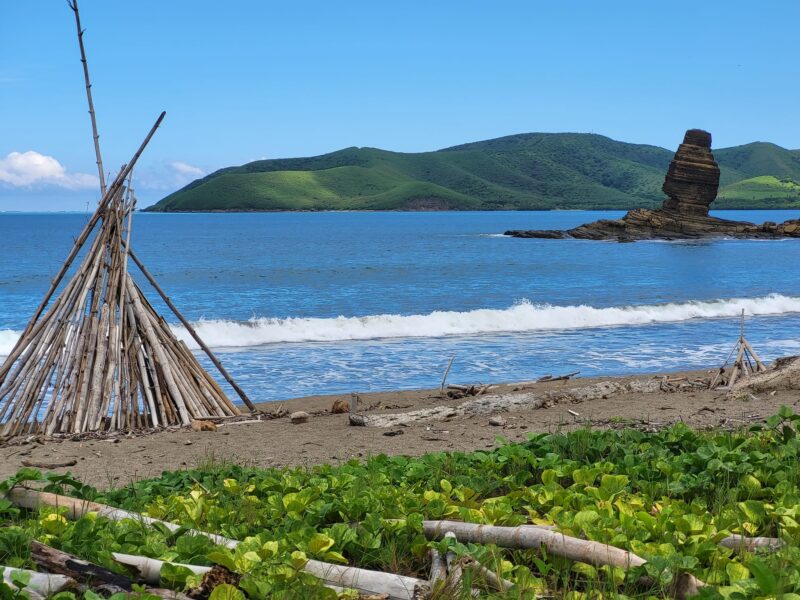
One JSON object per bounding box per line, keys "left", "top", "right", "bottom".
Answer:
{"left": 126, "top": 247, "right": 255, "bottom": 412}
{"left": 126, "top": 278, "right": 191, "bottom": 425}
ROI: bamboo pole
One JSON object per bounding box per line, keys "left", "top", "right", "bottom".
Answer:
{"left": 68, "top": 0, "right": 106, "bottom": 195}
{"left": 125, "top": 247, "right": 255, "bottom": 412}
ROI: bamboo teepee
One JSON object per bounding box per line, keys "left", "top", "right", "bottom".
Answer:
{"left": 0, "top": 1, "right": 253, "bottom": 437}
{"left": 710, "top": 310, "right": 768, "bottom": 389}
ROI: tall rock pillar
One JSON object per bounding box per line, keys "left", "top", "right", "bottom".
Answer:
{"left": 661, "top": 129, "right": 720, "bottom": 216}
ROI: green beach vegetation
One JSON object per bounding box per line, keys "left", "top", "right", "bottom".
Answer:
{"left": 2, "top": 409, "right": 800, "bottom": 598}
{"left": 145, "top": 135, "right": 800, "bottom": 212}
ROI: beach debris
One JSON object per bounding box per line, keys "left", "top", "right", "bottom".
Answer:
{"left": 446, "top": 383, "right": 494, "bottom": 399}
{"left": 331, "top": 398, "right": 349, "bottom": 414}
{"left": 349, "top": 414, "right": 367, "bottom": 427}
{"left": 351, "top": 377, "right": 664, "bottom": 428}
{"left": 729, "top": 355, "right": 800, "bottom": 394}
{"left": 190, "top": 420, "right": 217, "bottom": 432}
{"left": 1, "top": 565, "right": 77, "bottom": 599}
{"left": 488, "top": 416, "right": 506, "bottom": 427}
{"left": 382, "top": 430, "right": 404, "bottom": 437}
{"left": 440, "top": 355, "right": 456, "bottom": 392}
{"left": 290, "top": 411, "right": 310, "bottom": 424}
{"left": 567, "top": 409, "right": 580, "bottom": 417}
{"left": 418, "top": 520, "right": 706, "bottom": 598}
{"left": 537, "top": 371, "right": 580, "bottom": 382}
{"left": 0, "top": 0, "right": 252, "bottom": 439}
{"left": 9, "top": 488, "right": 430, "bottom": 600}
{"left": 711, "top": 310, "right": 769, "bottom": 390}
{"left": 20, "top": 459, "right": 78, "bottom": 469}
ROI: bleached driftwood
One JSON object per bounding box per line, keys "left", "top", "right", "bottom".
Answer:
{"left": 9, "top": 488, "right": 427, "bottom": 600}
{"left": 422, "top": 520, "right": 645, "bottom": 569}
{"left": 112, "top": 553, "right": 210, "bottom": 585}
{"left": 719, "top": 534, "right": 784, "bottom": 553}
{"left": 461, "top": 556, "right": 514, "bottom": 592}
{"left": 9, "top": 488, "right": 236, "bottom": 548}
{"left": 358, "top": 378, "right": 662, "bottom": 427}
{"left": 428, "top": 548, "right": 446, "bottom": 586}
{"left": 1, "top": 566, "right": 75, "bottom": 599}
{"left": 730, "top": 356, "right": 800, "bottom": 394}
{"left": 419, "top": 520, "right": 705, "bottom": 598}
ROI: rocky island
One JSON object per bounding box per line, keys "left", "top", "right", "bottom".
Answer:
{"left": 506, "top": 129, "right": 800, "bottom": 241}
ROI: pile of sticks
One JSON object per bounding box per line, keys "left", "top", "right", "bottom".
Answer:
{"left": 0, "top": 119, "right": 240, "bottom": 436}
{"left": 711, "top": 310, "right": 768, "bottom": 389}
{"left": 0, "top": 0, "right": 252, "bottom": 437}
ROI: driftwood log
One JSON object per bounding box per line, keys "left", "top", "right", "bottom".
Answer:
{"left": 419, "top": 520, "right": 705, "bottom": 598}
{"left": 29, "top": 542, "right": 190, "bottom": 600}
{"left": 1, "top": 566, "right": 76, "bottom": 599}
{"left": 719, "top": 534, "right": 784, "bottom": 553}
{"left": 31, "top": 541, "right": 133, "bottom": 591}
{"left": 8, "top": 488, "right": 427, "bottom": 600}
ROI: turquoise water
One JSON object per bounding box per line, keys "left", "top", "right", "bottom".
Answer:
{"left": 1, "top": 210, "right": 799, "bottom": 402}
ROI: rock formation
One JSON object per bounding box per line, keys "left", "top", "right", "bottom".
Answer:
{"left": 506, "top": 129, "right": 800, "bottom": 241}
{"left": 661, "top": 129, "right": 720, "bottom": 216}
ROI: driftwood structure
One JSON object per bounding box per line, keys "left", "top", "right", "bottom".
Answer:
{"left": 0, "top": 0, "right": 252, "bottom": 437}
{"left": 711, "top": 310, "right": 768, "bottom": 389}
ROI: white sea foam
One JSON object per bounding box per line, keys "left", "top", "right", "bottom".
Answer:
{"left": 2, "top": 294, "right": 799, "bottom": 355}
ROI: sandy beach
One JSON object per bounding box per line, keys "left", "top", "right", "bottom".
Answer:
{"left": 2, "top": 367, "right": 796, "bottom": 488}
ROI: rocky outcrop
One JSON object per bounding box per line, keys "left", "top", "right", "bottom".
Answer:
{"left": 661, "top": 129, "right": 720, "bottom": 216}
{"left": 506, "top": 129, "right": 800, "bottom": 241}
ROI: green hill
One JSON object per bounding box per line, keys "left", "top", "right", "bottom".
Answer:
{"left": 145, "top": 134, "right": 800, "bottom": 212}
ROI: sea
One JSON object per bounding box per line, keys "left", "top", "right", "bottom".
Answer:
{"left": 1, "top": 210, "right": 799, "bottom": 404}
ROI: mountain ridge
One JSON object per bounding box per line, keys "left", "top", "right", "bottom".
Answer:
{"left": 146, "top": 133, "right": 800, "bottom": 212}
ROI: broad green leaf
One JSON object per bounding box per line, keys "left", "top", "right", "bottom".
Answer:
{"left": 208, "top": 583, "right": 245, "bottom": 600}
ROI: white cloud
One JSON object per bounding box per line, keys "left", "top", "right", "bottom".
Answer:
{"left": 0, "top": 151, "right": 98, "bottom": 189}
{"left": 137, "top": 160, "right": 206, "bottom": 191}
{"left": 169, "top": 161, "right": 205, "bottom": 178}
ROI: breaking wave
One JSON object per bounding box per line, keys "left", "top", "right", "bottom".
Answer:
{"left": 2, "top": 294, "right": 799, "bottom": 355}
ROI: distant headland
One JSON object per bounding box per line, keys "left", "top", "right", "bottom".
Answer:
{"left": 144, "top": 132, "right": 800, "bottom": 212}
{"left": 506, "top": 130, "right": 800, "bottom": 240}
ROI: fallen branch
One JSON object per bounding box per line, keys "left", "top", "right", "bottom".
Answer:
{"left": 9, "top": 488, "right": 427, "bottom": 600}
{"left": 719, "top": 534, "right": 784, "bottom": 553}
{"left": 21, "top": 459, "right": 78, "bottom": 469}
{"left": 461, "top": 556, "right": 514, "bottom": 592}
{"left": 112, "top": 553, "right": 209, "bottom": 585}
{"left": 32, "top": 541, "right": 133, "bottom": 591}
{"left": 1, "top": 565, "right": 76, "bottom": 600}
{"left": 537, "top": 371, "right": 580, "bottom": 383}
{"left": 428, "top": 548, "right": 446, "bottom": 586}
{"left": 419, "top": 520, "right": 704, "bottom": 598}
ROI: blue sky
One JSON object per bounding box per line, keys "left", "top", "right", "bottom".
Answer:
{"left": 1, "top": 0, "right": 798, "bottom": 210}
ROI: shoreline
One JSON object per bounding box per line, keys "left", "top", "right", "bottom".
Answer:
{"left": 2, "top": 366, "right": 797, "bottom": 488}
